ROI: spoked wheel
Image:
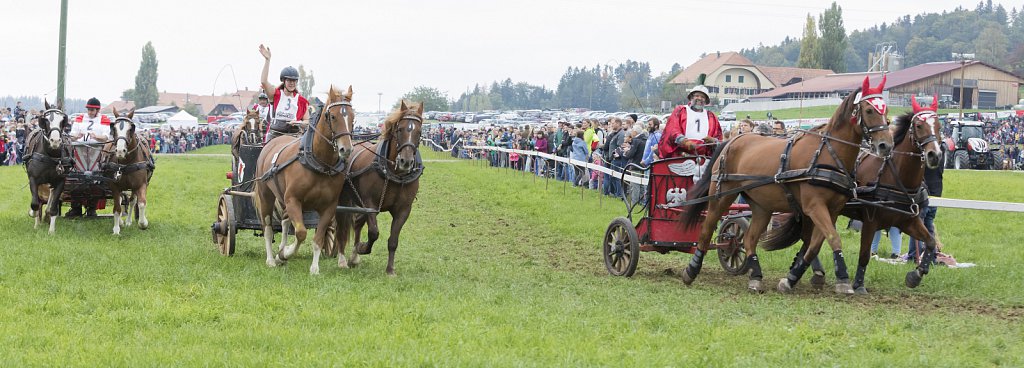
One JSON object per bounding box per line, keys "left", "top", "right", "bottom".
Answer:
{"left": 603, "top": 217, "right": 640, "bottom": 277}
{"left": 212, "top": 194, "right": 237, "bottom": 256}
{"left": 717, "top": 217, "right": 751, "bottom": 276}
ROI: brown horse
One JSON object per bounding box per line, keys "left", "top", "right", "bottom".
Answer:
{"left": 254, "top": 85, "right": 354, "bottom": 274}
{"left": 763, "top": 96, "right": 945, "bottom": 293}
{"left": 24, "top": 102, "right": 71, "bottom": 234}
{"left": 335, "top": 101, "right": 424, "bottom": 275}
{"left": 678, "top": 76, "right": 893, "bottom": 293}
{"left": 231, "top": 108, "right": 265, "bottom": 158}
{"left": 106, "top": 108, "right": 155, "bottom": 235}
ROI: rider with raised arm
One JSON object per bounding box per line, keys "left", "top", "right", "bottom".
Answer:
{"left": 658, "top": 78, "right": 723, "bottom": 158}
{"left": 259, "top": 44, "right": 309, "bottom": 142}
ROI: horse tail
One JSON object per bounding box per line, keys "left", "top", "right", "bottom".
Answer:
{"left": 335, "top": 203, "right": 353, "bottom": 256}
{"left": 760, "top": 213, "right": 802, "bottom": 251}
{"left": 679, "top": 143, "right": 726, "bottom": 230}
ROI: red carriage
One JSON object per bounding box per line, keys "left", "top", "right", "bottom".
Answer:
{"left": 602, "top": 155, "right": 752, "bottom": 277}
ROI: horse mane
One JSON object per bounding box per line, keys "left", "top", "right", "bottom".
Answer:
{"left": 380, "top": 101, "right": 422, "bottom": 138}
{"left": 891, "top": 111, "right": 913, "bottom": 145}
{"left": 827, "top": 87, "right": 863, "bottom": 133}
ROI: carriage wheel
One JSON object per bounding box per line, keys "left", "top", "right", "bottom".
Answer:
{"left": 603, "top": 217, "right": 640, "bottom": 277}
{"left": 717, "top": 217, "right": 751, "bottom": 276}
{"left": 212, "top": 194, "right": 237, "bottom": 256}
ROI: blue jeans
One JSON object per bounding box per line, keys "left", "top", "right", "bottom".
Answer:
{"left": 908, "top": 206, "right": 938, "bottom": 260}
{"left": 871, "top": 226, "right": 902, "bottom": 255}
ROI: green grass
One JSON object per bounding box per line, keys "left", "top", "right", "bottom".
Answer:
{"left": 185, "top": 145, "right": 230, "bottom": 155}
{"left": 0, "top": 147, "right": 1021, "bottom": 366}
{"left": 735, "top": 105, "right": 999, "bottom": 120}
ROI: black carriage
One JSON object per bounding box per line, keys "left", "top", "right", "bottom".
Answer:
{"left": 603, "top": 156, "right": 753, "bottom": 277}
{"left": 50, "top": 142, "right": 138, "bottom": 218}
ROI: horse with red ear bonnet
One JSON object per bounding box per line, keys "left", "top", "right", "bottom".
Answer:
{"left": 677, "top": 76, "right": 893, "bottom": 294}
{"left": 762, "top": 90, "right": 946, "bottom": 293}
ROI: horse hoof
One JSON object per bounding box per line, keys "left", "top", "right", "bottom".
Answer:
{"left": 748, "top": 279, "right": 765, "bottom": 293}
{"left": 905, "top": 270, "right": 922, "bottom": 288}
{"left": 835, "top": 283, "right": 854, "bottom": 295}
{"left": 338, "top": 257, "right": 349, "bottom": 269}
{"left": 310, "top": 266, "right": 320, "bottom": 275}
{"left": 356, "top": 243, "right": 372, "bottom": 255}
{"left": 810, "top": 273, "right": 826, "bottom": 290}
{"left": 681, "top": 270, "right": 695, "bottom": 285}
{"left": 854, "top": 286, "right": 868, "bottom": 295}
{"left": 266, "top": 259, "right": 281, "bottom": 267}
{"left": 777, "top": 279, "right": 793, "bottom": 293}
{"left": 350, "top": 255, "right": 361, "bottom": 266}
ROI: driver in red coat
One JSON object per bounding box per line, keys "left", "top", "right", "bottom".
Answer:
{"left": 658, "top": 85, "right": 723, "bottom": 158}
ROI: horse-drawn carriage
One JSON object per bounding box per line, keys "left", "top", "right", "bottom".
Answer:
{"left": 26, "top": 106, "right": 154, "bottom": 235}
{"left": 603, "top": 155, "right": 752, "bottom": 277}
{"left": 210, "top": 98, "right": 376, "bottom": 257}
{"left": 211, "top": 90, "right": 426, "bottom": 276}
{"left": 604, "top": 77, "right": 945, "bottom": 294}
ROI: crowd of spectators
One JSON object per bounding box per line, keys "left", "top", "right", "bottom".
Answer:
{"left": 981, "top": 115, "right": 1024, "bottom": 169}
{"left": 428, "top": 115, "right": 703, "bottom": 199}
{"left": 0, "top": 105, "right": 233, "bottom": 166}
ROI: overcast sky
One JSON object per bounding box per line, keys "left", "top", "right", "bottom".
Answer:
{"left": 2, "top": 0, "right": 1017, "bottom": 109}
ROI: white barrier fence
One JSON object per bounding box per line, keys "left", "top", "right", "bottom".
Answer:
{"left": 426, "top": 138, "right": 1024, "bottom": 213}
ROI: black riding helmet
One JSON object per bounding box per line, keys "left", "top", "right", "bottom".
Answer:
{"left": 280, "top": 66, "right": 299, "bottom": 82}
{"left": 86, "top": 97, "right": 101, "bottom": 109}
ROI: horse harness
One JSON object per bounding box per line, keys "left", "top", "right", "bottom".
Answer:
{"left": 24, "top": 128, "right": 74, "bottom": 176}
{"left": 678, "top": 96, "right": 888, "bottom": 217}
{"left": 259, "top": 101, "right": 353, "bottom": 206}
{"left": 344, "top": 114, "right": 425, "bottom": 209}
{"left": 850, "top": 114, "right": 940, "bottom": 217}
{"left": 102, "top": 117, "right": 156, "bottom": 182}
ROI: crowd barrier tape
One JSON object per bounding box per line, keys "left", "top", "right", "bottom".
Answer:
{"left": 429, "top": 140, "right": 1024, "bottom": 213}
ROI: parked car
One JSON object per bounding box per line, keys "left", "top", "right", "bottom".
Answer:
{"left": 720, "top": 110, "right": 737, "bottom": 121}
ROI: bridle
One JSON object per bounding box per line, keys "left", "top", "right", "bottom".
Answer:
{"left": 391, "top": 114, "right": 422, "bottom": 158}
{"left": 891, "top": 112, "right": 941, "bottom": 161}
{"left": 41, "top": 109, "right": 69, "bottom": 144}
{"left": 311, "top": 100, "right": 353, "bottom": 152}
{"left": 112, "top": 117, "right": 140, "bottom": 157}
{"left": 849, "top": 94, "right": 890, "bottom": 149}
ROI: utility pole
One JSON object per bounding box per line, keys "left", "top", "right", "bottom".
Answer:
{"left": 377, "top": 92, "right": 382, "bottom": 114}
{"left": 952, "top": 52, "right": 974, "bottom": 120}
{"left": 56, "top": 0, "right": 69, "bottom": 107}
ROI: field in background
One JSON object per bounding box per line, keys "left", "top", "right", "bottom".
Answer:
{"left": 0, "top": 150, "right": 1021, "bottom": 365}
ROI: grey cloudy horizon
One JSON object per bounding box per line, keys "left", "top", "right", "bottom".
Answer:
{"left": 2, "top": 0, "right": 1015, "bottom": 109}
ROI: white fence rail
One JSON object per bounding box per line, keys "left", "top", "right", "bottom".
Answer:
{"left": 427, "top": 139, "right": 1024, "bottom": 213}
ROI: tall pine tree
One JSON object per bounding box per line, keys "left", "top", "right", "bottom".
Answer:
{"left": 798, "top": 14, "right": 821, "bottom": 68}
{"left": 133, "top": 42, "right": 159, "bottom": 108}
{"left": 818, "top": 2, "right": 848, "bottom": 73}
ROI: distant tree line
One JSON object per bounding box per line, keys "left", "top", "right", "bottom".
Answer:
{"left": 743, "top": 1, "right": 1024, "bottom": 76}
{"left": 402, "top": 60, "right": 689, "bottom": 112}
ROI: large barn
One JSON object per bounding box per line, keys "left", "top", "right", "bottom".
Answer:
{"left": 749, "top": 61, "right": 1024, "bottom": 108}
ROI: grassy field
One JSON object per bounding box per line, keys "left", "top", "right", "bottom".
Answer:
{"left": 0, "top": 147, "right": 1022, "bottom": 366}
